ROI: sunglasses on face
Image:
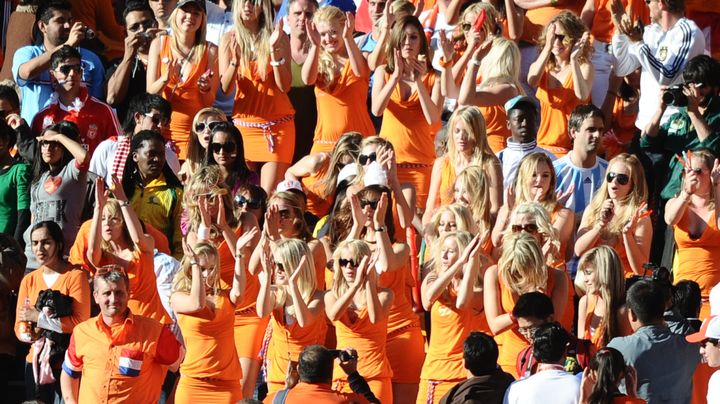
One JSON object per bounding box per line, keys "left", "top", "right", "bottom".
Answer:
{"left": 360, "top": 199, "right": 379, "bottom": 210}
{"left": 275, "top": 262, "right": 285, "bottom": 272}
{"left": 606, "top": 172, "right": 630, "bottom": 185}
{"left": 358, "top": 152, "right": 377, "bottom": 166}
{"left": 338, "top": 258, "right": 359, "bottom": 268}
{"left": 40, "top": 140, "right": 61, "bottom": 148}
{"left": 235, "top": 195, "right": 262, "bottom": 209}
{"left": 687, "top": 167, "right": 704, "bottom": 174}
{"left": 553, "top": 34, "right": 574, "bottom": 46}
{"left": 144, "top": 112, "right": 163, "bottom": 125}
{"left": 511, "top": 223, "right": 539, "bottom": 234}
{"left": 195, "top": 121, "right": 222, "bottom": 133}
{"left": 211, "top": 142, "right": 236, "bottom": 154}
{"left": 57, "top": 64, "right": 82, "bottom": 75}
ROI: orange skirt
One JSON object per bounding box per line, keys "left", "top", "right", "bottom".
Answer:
{"left": 386, "top": 325, "right": 425, "bottom": 384}
{"left": 174, "top": 376, "right": 242, "bottom": 404}
{"left": 334, "top": 377, "right": 393, "bottom": 404}
{"left": 233, "top": 308, "right": 271, "bottom": 360}
{"left": 233, "top": 117, "right": 295, "bottom": 164}
{"left": 397, "top": 165, "right": 433, "bottom": 210}
{"left": 416, "top": 378, "right": 464, "bottom": 404}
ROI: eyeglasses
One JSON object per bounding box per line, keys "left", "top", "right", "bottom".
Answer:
{"left": 358, "top": 152, "right": 377, "bottom": 166}
{"left": 195, "top": 121, "right": 222, "bottom": 133}
{"left": 144, "top": 113, "right": 163, "bottom": 126}
{"left": 128, "top": 19, "right": 155, "bottom": 33}
{"left": 211, "top": 142, "right": 236, "bottom": 154}
{"left": 511, "top": 223, "right": 539, "bottom": 234}
{"left": 606, "top": 172, "right": 630, "bottom": 185}
{"left": 235, "top": 195, "right": 262, "bottom": 209}
{"left": 39, "top": 140, "right": 61, "bottom": 148}
{"left": 360, "top": 199, "right": 379, "bottom": 209}
{"left": 57, "top": 64, "right": 83, "bottom": 76}
{"left": 461, "top": 23, "right": 472, "bottom": 32}
{"left": 338, "top": 258, "right": 359, "bottom": 268}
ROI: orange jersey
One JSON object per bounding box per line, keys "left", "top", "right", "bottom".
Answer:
{"left": 15, "top": 267, "right": 91, "bottom": 362}
{"left": 159, "top": 37, "right": 213, "bottom": 159}
{"left": 480, "top": 104, "right": 512, "bottom": 153}
{"left": 264, "top": 382, "right": 371, "bottom": 403}
{"left": 332, "top": 306, "right": 393, "bottom": 381}
{"left": 536, "top": 69, "right": 585, "bottom": 156}
{"left": 311, "top": 60, "right": 375, "bottom": 155}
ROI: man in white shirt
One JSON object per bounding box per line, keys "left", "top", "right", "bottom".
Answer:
{"left": 503, "top": 323, "right": 580, "bottom": 404}
{"left": 686, "top": 316, "right": 720, "bottom": 403}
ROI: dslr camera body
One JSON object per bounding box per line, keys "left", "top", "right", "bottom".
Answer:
{"left": 662, "top": 85, "right": 688, "bottom": 107}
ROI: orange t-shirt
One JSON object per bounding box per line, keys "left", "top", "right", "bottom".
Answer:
{"left": 311, "top": 60, "right": 375, "bottom": 154}
{"left": 158, "top": 37, "right": 212, "bottom": 160}
{"left": 536, "top": 69, "right": 585, "bottom": 156}
{"left": 332, "top": 306, "right": 392, "bottom": 381}
{"left": 481, "top": 104, "right": 512, "bottom": 153}
{"left": 15, "top": 267, "right": 91, "bottom": 362}
{"left": 176, "top": 293, "right": 242, "bottom": 380}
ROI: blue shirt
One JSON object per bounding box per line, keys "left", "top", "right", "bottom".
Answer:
{"left": 553, "top": 155, "right": 608, "bottom": 214}
{"left": 12, "top": 45, "right": 105, "bottom": 124}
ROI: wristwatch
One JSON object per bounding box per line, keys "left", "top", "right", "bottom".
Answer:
{"left": 375, "top": 226, "right": 386, "bottom": 232}
{"left": 270, "top": 58, "right": 286, "bottom": 67}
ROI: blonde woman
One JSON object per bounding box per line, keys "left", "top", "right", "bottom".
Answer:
{"left": 421, "top": 203, "right": 478, "bottom": 275}
{"left": 418, "top": 231, "right": 486, "bottom": 404}
{"left": 576, "top": 246, "right": 631, "bottom": 367}
{"left": 527, "top": 11, "right": 593, "bottom": 157}
{"left": 171, "top": 233, "right": 257, "bottom": 403}
{"left": 424, "top": 106, "right": 502, "bottom": 225}
{"left": 256, "top": 239, "right": 326, "bottom": 393}
{"left": 147, "top": 0, "right": 218, "bottom": 159}
{"left": 452, "top": 166, "right": 494, "bottom": 254}
{"left": 484, "top": 232, "right": 568, "bottom": 378}
{"left": 179, "top": 107, "right": 227, "bottom": 183}
{"left": 325, "top": 239, "right": 394, "bottom": 403}
{"left": 445, "top": 2, "right": 499, "bottom": 90}
{"left": 302, "top": 7, "right": 375, "bottom": 154}
{"left": 220, "top": 0, "right": 294, "bottom": 194}
{"left": 575, "top": 153, "right": 651, "bottom": 277}
{"left": 492, "top": 152, "right": 574, "bottom": 264}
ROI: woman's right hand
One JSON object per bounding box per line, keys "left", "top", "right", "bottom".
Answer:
{"left": 684, "top": 168, "right": 699, "bottom": 195}
{"left": 259, "top": 239, "right": 275, "bottom": 284}
{"left": 598, "top": 199, "right": 615, "bottom": 229}
{"left": 198, "top": 194, "right": 213, "bottom": 227}
{"left": 438, "top": 29, "right": 454, "bottom": 62}
{"left": 351, "top": 256, "right": 369, "bottom": 290}
{"left": 182, "top": 237, "right": 200, "bottom": 265}
{"left": 349, "top": 194, "right": 369, "bottom": 229}
{"left": 504, "top": 185, "right": 516, "bottom": 211}
{"left": 391, "top": 49, "right": 404, "bottom": 82}
{"left": 164, "top": 58, "right": 182, "bottom": 83}
{"left": 264, "top": 205, "right": 282, "bottom": 241}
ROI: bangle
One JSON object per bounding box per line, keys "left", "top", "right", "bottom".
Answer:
{"left": 190, "top": 261, "right": 198, "bottom": 266}
{"left": 509, "top": 312, "right": 518, "bottom": 324}
{"left": 375, "top": 226, "right": 386, "bottom": 233}
{"left": 270, "top": 58, "right": 286, "bottom": 67}
{"left": 119, "top": 200, "right": 130, "bottom": 208}
{"left": 438, "top": 57, "right": 453, "bottom": 68}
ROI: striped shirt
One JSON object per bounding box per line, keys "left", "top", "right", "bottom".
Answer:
{"left": 553, "top": 155, "right": 608, "bottom": 214}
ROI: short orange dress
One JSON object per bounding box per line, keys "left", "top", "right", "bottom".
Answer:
{"left": 437, "top": 157, "right": 455, "bottom": 207}
{"left": 311, "top": 60, "right": 375, "bottom": 155}
{"left": 417, "top": 289, "right": 475, "bottom": 404}
{"left": 301, "top": 170, "right": 332, "bottom": 218}
{"left": 158, "top": 37, "right": 212, "bottom": 159}
{"left": 378, "top": 71, "right": 439, "bottom": 209}
{"left": 332, "top": 306, "right": 393, "bottom": 404}
{"left": 535, "top": 69, "right": 584, "bottom": 157}
{"left": 232, "top": 60, "right": 296, "bottom": 164}
{"left": 175, "top": 293, "right": 243, "bottom": 404}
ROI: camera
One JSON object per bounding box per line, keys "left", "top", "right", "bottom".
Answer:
{"left": 35, "top": 289, "right": 74, "bottom": 318}
{"left": 83, "top": 27, "right": 96, "bottom": 40}
{"left": 330, "top": 349, "right": 354, "bottom": 362}
{"left": 662, "top": 85, "right": 688, "bottom": 107}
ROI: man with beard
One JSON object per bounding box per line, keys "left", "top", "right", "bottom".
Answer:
{"left": 12, "top": 0, "right": 105, "bottom": 124}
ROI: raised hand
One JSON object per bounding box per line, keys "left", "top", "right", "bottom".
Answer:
{"left": 270, "top": 19, "right": 289, "bottom": 54}
{"left": 684, "top": 167, "right": 700, "bottom": 195}
{"left": 598, "top": 199, "right": 615, "bottom": 229}
{"left": 622, "top": 202, "right": 647, "bottom": 235}
{"left": 164, "top": 58, "right": 183, "bottom": 83}
{"left": 235, "top": 227, "right": 258, "bottom": 257}
{"left": 504, "top": 185, "right": 516, "bottom": 211}
{"left": 392, "top": 49, "right": 405, "bottom": 81}
{"left": 198, "top": 194, "right": 213, "bottom": 227}
{"left": 343, "top": 12, "right": 355, "bottom": 41}
{"left": 306, "top": 20, "right": 321, "bottom": 47}
{"left": 349, "top": 194, "right": 369, "bottom": 228}
{"left": 259, "top": 239, "right": 275, "bottom": 283}
{"left": 373, "top": 192, "right": 389, "bottom": 228}
{"left": 182, "top": 237, "right": 200, "bottom": 263}
{"left": 217, "top": 193, "right": 228, "bottom": 227}
{"left": 109, "top": 175, "right": 127, "bottom": 202}
{"left": 94, "top": 177, "right": 109, "bottom": 209}
{"left": 711, "top": 159, "right": 720, "bottom": 187}
{"left": 289, "top": 256, "right": 307, "bottom": 286}
{"left": 381, "top": 0, "right": 395, "bottom": 31}
{"left": 571, "top": 32, "right": 590, "bottom": 62}
{"left": 351, "top": 256, "right": 369, "bottom": 290}
{"left": 5, "top": 113, "right": 24, "bottom": 129}
{"left": 556, "top": 184, "right": 575, "bottom": 207}
{"left": 544, "top": 23, "right": 556, "bottom": 50}
{"left": 438, "top": 29, "right": 454, "bottom": 62}
{"left": 264, "top": 204, "right": 282, "bottom": 241}
{"left": 471, "top": 36, "right": 493, "bottom": 63}
{"left": 459, "top": 235, "right": 482, "bottom": 267}
{"left": 409, "top": 56, "right": 427, "bottom": 82}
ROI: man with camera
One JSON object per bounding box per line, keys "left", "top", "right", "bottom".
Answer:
{"left": 263, "top": 345, "right": 379, "bottom": 404}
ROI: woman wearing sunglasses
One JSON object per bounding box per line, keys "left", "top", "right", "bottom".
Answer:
{"left": 204, "top": 122, "right": 257, "bottom": 194}
{"left": 171, "top": 232, "right": 257, "bottom": 403}
{"left": 484, "top": 232, "right": 568, "bottom": 378}
{"left": 256, "top": 239, "right": 326, "bottom": 393}
{"left": 419, "top": 231, "right": 487, "bottom": 403}
{"left": 527, "top": 11, "right": 593, "bottom": 157}
{"left": 180, "top": 107, "right": 227, "bottom": 183}
{"left": 147, "top": 0, "right": 219, "bottom": 160}
{"left": 665, "top": 149, "right": 720, "bottom": 319}
{"left": 325, "top": 239, "right": 394, "bottom": 403}
{"left": 423, "top": 106, "right": 502, "bottom": 226}
{"left": 302, "top": 7, "right": 375, "bottom": 154}
{"left": 575, "top": 153, "right": 651, "bottom": 277}
{"left": 235, "top": 183, "right": 268, "bottom": 226}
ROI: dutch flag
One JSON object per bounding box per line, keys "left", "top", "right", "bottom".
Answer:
{"left": 118, "top": 349, "right": 143, "bottom": 377}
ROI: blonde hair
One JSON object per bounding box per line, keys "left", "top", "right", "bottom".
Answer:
{"left": 682, "top": 148, "right": 716, "bottom": 209}
{"left": 331, "top": 239, "right": 371, "bottom": 305}
{"left": 232, "top": 0, "right": 276, "bottom": 79}
{"left": 461, "top": 2, "right": 499, "bottom": 37}
{"left": 100, "top": 198, "right": 134, "bottom": 253}
{"left": 446, "top": 106, "right": 499, "bottom": 175}
{"left": 454, "top": 165, "right": 491, "bottom": 238}
{"left": 168, "top": 6, "right": 208, "bottom": 64}
{"left": 317, "top": 132, "right": 363, "bottom": 198}
{"left": 478, "top": 36, "right": 525, "bottom": 95}
{"left": 514, "top": 153, "right": 559, "bottom": 213}
{"left": 509, "top": 202, "right": 560, "bottom": 263}
{"left": 273, "top": 239, "right": 317, "bottom": 317}
{"left": 536, "top": 11, "right": 592, "bottom": 70}
{"left": 427, "top": 203, "right": 478, "bottom": 238}
{"left": 186, "top": 108, "right": 227, "bottom": 176}
{"left": 173, "top": 242, "right": 221, "bottom": 294}
{"left": 431, "top": 231, "right": 473, "bottom": 275}
{"left": 498, "top": 232, "right": 548, "bottom": 295}
{"left": 185, "top": 166, "right": 239, "bottom": 234}
{"left": 578, "top": 246, "right": 625, "bottom": 347}
{"left": 586, "top": 153, "right": 647, "bottom": 237}
{"left": 313, "top": 6, "right": 346, "bottom": 85}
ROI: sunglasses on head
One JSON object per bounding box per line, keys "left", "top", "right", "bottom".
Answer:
{"left": 338, "top": 258, "right": 359, "bottom": 268}
{"left": 94, "top": 264, "right": 128, "bottom": 279}
{"left": 358, "top": 152, "right": 377, "bottom": 166}
{"left": 360, "top": 199, "right": 379, "bottom": 209}
{"left": 511, "top": 223, "right": 539, "bottom": 234}
{"left": 57, "top": 63, "right": 82, "bottom": 75}
{"left": 195, "top": 121, "right": 222, "bottom": 133}
{"left": 235, "top": 195, "right": 262, "bottom": 209}
{"left": 211, "top": 142, "right": 236, "bottom": 154}
{"left": 606, "top": 172, "right": 630, "bottom": 185}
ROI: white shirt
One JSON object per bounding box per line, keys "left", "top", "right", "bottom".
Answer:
{"left": 709, "top": 370, "right": 720, "bottom": 404}
{"left": 503, "top": 369, "right": 580, "bottom": 404}
{"left": 497, "top": 140, "right": 556, "bottom": 189}
{"left": 612, "top": 17, "right": 706, "bottom": 130}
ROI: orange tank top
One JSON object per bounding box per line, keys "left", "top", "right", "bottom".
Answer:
{"left": 378, "top": 71, "right": 438, "bottom": 165}
{"left": 232, "top": 60, "right": 295, "bottom": 122}
{"left": 333, "top": 306, "right": 392, "bottom": 380}
{"left": 302, "top": 169, "right": 332, "bottom": 218}
{"left": 177, "top": 293, "right": 243, "bottom": 380}
{"left": 218, "top": 226, "right": 260, "bottom": 311}
{"left": 674, "top": 210, "right": 720, "bottom": 297}
{"left": 582, "top": 294, "right": 603, "bottom": 359}
{"left": 536, "top": 68, "right": 584, "bottom": 156}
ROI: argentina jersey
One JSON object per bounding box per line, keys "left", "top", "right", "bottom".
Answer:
{"left": 553, "top": 155, "right": 609, "bottom": 214}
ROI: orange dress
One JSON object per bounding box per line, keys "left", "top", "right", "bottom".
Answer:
{"left": 417, "top": 289, "right": 475, "bottom": 404}
{"left": 480, "top": 104, "right": 512, "bottom": 153}
{"left": 158, "top": 37, "right": 212, "bottom": 159}
{"left": 602, "top": 96, "right": 639, "bottom": 160}
{"left": 607, "top": 236, "right": 635, "bottom": 279}
{"left": 535, "top": 69, "right": 585, "bottom": 157}
{"left": 674, "top": 211, "right": 720, "bottom": 320}
{"left": 582, "top": 294, "right": 604, "bottom": 360}
{"left": 302, "top": 170, "right": 332, "bottom": 218}
{"left": 266, "top": 303, "right": 327, "bottom": 393}
{"left": 378, "top": 71, "right": 439, "bottom": 209}
{"left": 232, "top": 60, "right": 296, "bottom": 164}
{"left": 332, "top": 306, "right": 393, "bottom": 404}
{"left": 175, "top": 293, "right": 243, "bottom": 404}
{"left": 311, "top": 60, "right": 375, "bottom": 155}
{"left": 380, "top": 265, "right": 425, "bottom": 385}
{"left": 437, "top": 157, "right": 455, "bottom": 207}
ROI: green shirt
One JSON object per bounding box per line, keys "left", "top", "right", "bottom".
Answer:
{"left": 0, "top": 161, "right": 31, "bottom": 235}
{"left": 639, "top": 96, "right": 720, "bottom": 200}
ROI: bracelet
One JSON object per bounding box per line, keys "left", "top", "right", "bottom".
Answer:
{"left": 375, "top": 226, "right": 386, "bottom": 233}
{"left": 509, "top": 312, "right": 518, "bottom": 324}
{"left": 190, "top": 261, "right": 198, "bottom": 266}
{"left": 270, "top": 58, "right": 286, "bottom": 67}
{"left": 470, "top": 58, "right": 482, "bottom": 67}
{"left": 119, "top": 200, "right": 130, "bottom": 208}
{"left": 197, "top": 223, "right": 211, "bottom": 241}
{"left": 438, "top": 57, "right": 454, "bottom": 68}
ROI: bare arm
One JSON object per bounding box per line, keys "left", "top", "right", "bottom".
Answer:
{"left": 270, "top": 21, "right": 293, "bottom": 93}
{"left": 553, "top": 207, "right": 575, "bottom": 259}
{"left": 580, "top": 0, "right": 596, "bottom": 30}
{"left": 423, "top": 157, "right": 446, "bottom": 225}
{"left": 170, "top": 264, "right": 206, "bottom": 314}
{"left": 230, "top": 228, "right": 257, "bottom": 305}
{"left": 528, "top": 23, "right": 555, "bottom": 88}
{"left": 664, "top": 193, "right": 690, "bottom": 227}
{"left": 146, "top": 35, "right": 172, "bottom": 94}
{"left": 109, "top": 176, "right": 154, "bottom": 253}
{"left": 286, "top": 153, "right": 328, "bottom": 181}
{"left": 371, "top": 64, "right": 398, "bottom": 116}
{"left": 549, "top": 268, "right": 568, "bottom": 320}
{"left": 344, "top": 13, "right": 370, "bottom": 78}
{"left": 483, "top": 265, "right": 515, "bottom": 334}
{"left": 622, "top": 216, "right": 652, "bottom": 275}
{"left": 301, "top": 43, "right": 321, "bottom": 85}
{"left": 365, "top": 265, "right": 393, "bottom": 324}
{"left": 19, "top": 23, "right": 85, "bottom": 81}
{"left": 60, "top": 371, "right": 80, "bottom": 404}
{"left": 577, "top": 294, "right": 588, "bottom": 339}
{"left": 218, "top": 31, "right": 238, "bottom": 94}
{"left": 504, "top": 0, "right": 525, "bottom": 41}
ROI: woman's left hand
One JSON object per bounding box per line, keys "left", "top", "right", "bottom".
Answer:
{"left": 622, "top": 202, "right": 647, "bottom": 235}
{"left": 235, "top": 227, "right": 258, "bottom": 258}
{"left": 373, "top": 192, "right": 388, "bottom": 228}
{"left": 343, "top": 12, "right": 355, "bottom": 41}
{"left": 269, "top": 19, "right": 289, "bottom": 56}
{"left": 571, "top": 32, "right": 590, "bottom": 62}
{"left": 109, "top": 175, "right": 127, "bottom": 202}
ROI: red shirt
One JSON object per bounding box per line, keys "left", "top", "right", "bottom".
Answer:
{"left": 31, "top": 87, "right": 121, "bottom": 157}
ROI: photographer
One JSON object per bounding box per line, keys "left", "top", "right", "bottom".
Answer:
{"left": 264, "top": 345, "right": 379, "bottom": 403}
